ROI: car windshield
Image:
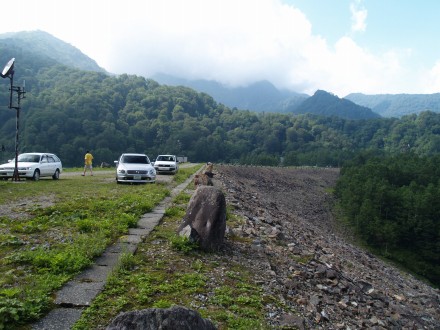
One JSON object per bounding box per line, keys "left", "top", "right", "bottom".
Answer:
{"left": 17, "top": 154, "right": 41, "bottom": 163}
{"left": 122, "top": 155, "right": 149, "bottom": 164}
{"left": 157, "top": 156, "right": 174, "bottom": 161}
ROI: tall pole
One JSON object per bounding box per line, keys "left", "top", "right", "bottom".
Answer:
{"left": 10, "top": 81, "right": 25, "bottom": 182}
{"left": 1, "top": 58, "right": 25, "bottom": 182}
{"left": 8, "top": 70, "right": 18, "bottom": 181}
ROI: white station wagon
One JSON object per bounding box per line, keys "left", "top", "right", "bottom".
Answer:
{"left": 0, "top": 152, "right": 63, "bottom": 181}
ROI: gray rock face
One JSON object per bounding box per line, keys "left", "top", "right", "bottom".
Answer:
{"left": 178, "top": 186, "right": 226, "bottom": 251}
{"left": 106, "top": 306, "right": 217, "bottom": 330}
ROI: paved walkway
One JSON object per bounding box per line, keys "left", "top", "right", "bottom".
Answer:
{"left": 32, "top": 170, "right": 200, "bottom": 330}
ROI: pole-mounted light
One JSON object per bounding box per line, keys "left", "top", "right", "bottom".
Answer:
{"left": 1, "top": 57, "right": 26, "bottom": 181}
{"left": 1, "top": 57, "right": 15, "bottom": 77}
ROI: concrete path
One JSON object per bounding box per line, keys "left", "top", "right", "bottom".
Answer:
{"left": 32, "top": 170, "right": 200, "bottom": 330}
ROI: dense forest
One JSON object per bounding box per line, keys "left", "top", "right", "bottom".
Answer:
{"left": 1, "top": 33, "right": 440, "bottom": 167}
{"left": 335, "top": 153, "right": 440, "bottom": 286}
{"left": 2, "top": 61, "right": 440, "bottom": 167}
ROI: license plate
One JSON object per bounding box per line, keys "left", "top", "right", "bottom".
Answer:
{"left": 133, "top": 175, "right": 141, "bottom": 180}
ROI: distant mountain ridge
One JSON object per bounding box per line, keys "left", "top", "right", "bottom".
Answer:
{"left": 293, "top": 90, "right": 380, "bottom": 119}
{"left": 0, "top": 30, "right": 105, "bottom": 73}
{"left": 345, "top": 93, "right": 440, "bottom": 118}
{"left": 154, "top": 74, "right": 380, "bottom": 119}
{"left": 153, "top": 73, "right": 308, "bottom": 113}
{"left": 1, "top": 30, "right": 438, "bottom": 119}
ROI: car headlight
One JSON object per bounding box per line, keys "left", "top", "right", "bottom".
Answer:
{"left": 118, "top": 169, "right": 126, "bottom": 174}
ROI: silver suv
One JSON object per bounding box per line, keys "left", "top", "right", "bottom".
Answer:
{"left": 154, "top": 155, "right": 178, "bottom": 174}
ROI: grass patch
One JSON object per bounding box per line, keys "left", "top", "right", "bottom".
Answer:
{"left": 173, "top": 164, "right": 202, "bottom": 184}
{"left": 0, "top": 172, "right": 170, "bottom": 328}
{"left": 170, "top": 235, "right": 199, "bottom": 253}
{"left": 74, "top": 188, "right": 274, "bottom": 329}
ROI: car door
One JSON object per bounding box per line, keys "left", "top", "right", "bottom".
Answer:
{"left": 47, "top": 155, "right": 58, "bottom": 175}
{"left": 39, "top": 155, "right": 50, "bottom": 176}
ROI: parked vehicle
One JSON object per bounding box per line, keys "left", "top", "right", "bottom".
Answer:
{"left": 154, "top": 154, "right": 179, "bottom": 174}
{"left": 114, "top": 153, "right": 156, "bottom": 184}
{"left": 0, "top": 152, "right": 62, "bottom": 181}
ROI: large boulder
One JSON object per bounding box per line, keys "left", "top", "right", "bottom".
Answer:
{"left": 106, "top": 306, "right": 216, "bottom": 330}
{"left": 178, "top": 186, "right": 226, "bottom": 251}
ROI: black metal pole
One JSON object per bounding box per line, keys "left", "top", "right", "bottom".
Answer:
{"left": 6, "top": 71, "right": 19, "bottom": 181}
{"left": 8, "top": 75, "right": 25, "bottom": 182}
{"left": 9, "top": 70, "right": 13, "bottom": 109}
{"left": 12, "top": 99, "right": 19, "bottom": 181}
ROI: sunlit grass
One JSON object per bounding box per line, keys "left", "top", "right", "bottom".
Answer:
{"left": 173, "top": 164, "right": 202, "bottom": 184}
{"left": 1, "top": 162, "right": 277, "bottom": 329}
{"left": 74, "top": 186, "right": 275, "bottom": 330}
{"left": 0, "top": 172, "right": 170, "bottom": 328}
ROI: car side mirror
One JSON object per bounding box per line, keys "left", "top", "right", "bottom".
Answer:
{"left": 114, "top": 160, "right": 118, "bottom": 165}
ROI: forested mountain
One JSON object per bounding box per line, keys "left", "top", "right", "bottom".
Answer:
{"left": 153, "top": 73, "right": 308, "bottom": 113}
{"left": 155, "top": 73, "right": 440, "bottom": 119}
{"left": 0, "top": 30, "right": 105, "bottom": 73}
{"left": 345, "top": 92, "right": 440, "bottom": 118}
{"left": 291, "top": 90, "right": 380, "bottom": 119}
{"left": 1, "top": 30, "right": 440, "bottom": 169}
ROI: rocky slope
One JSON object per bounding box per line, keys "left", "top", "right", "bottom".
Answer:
{"left": 213, "top": 165, "right": 439, "bottom": 329}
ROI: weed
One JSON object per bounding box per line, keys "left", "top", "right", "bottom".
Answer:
{"left": 173, "top": 192, "right": 191, "bottom": 205}
{"left": 291, "top": 254, "right": 314, "bottom": 264}
{"left": 118, "top": 253, "right": 137, "bottom": 271}
{"left": 191, "top": 259, "right": 204, "bottom": 272}
{"left": 170, "top": 235, "right": 199, "bottom": 253}
{"left": 173, "top": 165, "right": 202, "bottom": 184}
{"left": 152, "top": 299, "right": 173, "bottom": 308}
{"left": 164, "top": 206, "right": 185, "bottom": 218}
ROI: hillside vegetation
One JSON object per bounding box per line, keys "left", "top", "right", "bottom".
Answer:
{"left": 1, "top": 54, "right": 440, "bottom": 168}
{"left": 1, "top": 32, "right": 440, "bottom": 168}
{"left": 336, "top": 152, "right": 440, "bottom": 286}
{"left": 346, "top": 92, "right": 440, "bottom": 118}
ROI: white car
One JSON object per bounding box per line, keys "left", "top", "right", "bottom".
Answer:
{"left": 0, "top": 152, "right": 62, "bottom": 181}
{"left": 115, "top": 153, "right": 156, "bottom": 184}
{"left": 154, "top": 154, "right": 179, "bottom": 174}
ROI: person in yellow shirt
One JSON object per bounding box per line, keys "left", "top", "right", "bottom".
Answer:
{"left": 82, "top": 150, "right": 94, "bottom": 176}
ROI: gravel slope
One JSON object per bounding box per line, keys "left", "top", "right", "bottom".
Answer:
{"left": 213, "top": 165, "right": 440, "bottom": 329}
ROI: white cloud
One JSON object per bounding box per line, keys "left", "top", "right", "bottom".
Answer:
{"left": 350, "top": 0, "right": 367, "bottom": 33}
{"left": 0, "top": 0, "right": 433, "bottom": 95}
{"left": 422, "top": 61, "right": 440, "bottom": 93}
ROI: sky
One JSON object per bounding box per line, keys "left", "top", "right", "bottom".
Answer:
{"left": 0, "top": 0, "right": 439, "bottom": 97}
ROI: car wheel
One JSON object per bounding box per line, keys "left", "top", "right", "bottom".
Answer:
{"left": 33, "top": 169, "right": 40, "bottom": 181}
{"left": 52, "top": 169, "right": 60, "bottom": 180}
